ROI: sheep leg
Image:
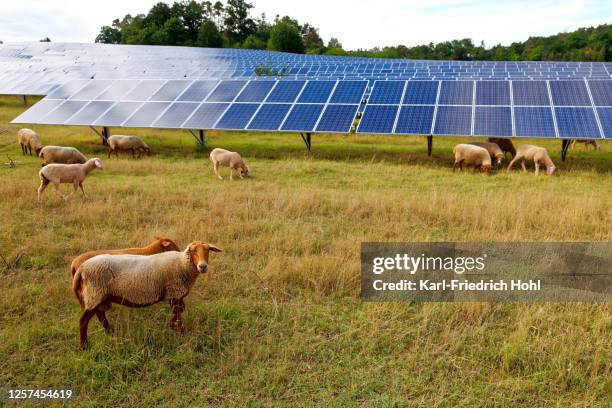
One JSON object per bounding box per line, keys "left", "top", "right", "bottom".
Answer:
{"left": 167, "top": 299, "right": 185, "bottom": 333}
{"left": 79, "top": 309, "right": 96, "bottom": 349}
{"left": 213, "top": 162, "right": 222, "bottom": 180}
{"left": 95, "top": 310, "right": 112, "bottom": 334}
{"left": 37, "top": 179, "right": 49, "bottom": 202}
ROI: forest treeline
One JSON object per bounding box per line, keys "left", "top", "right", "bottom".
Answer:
{"left": 95, "top": 1, "right": 612, "bottom": 61}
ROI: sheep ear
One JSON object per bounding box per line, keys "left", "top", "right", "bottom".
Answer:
{"left": 208, "top": 245, "right": 222, "bottom": 253}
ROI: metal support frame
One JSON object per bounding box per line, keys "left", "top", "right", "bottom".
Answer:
{"left": 427, "top": 135, "right": 433, "bottom": 157}
{"left": 89, "top": 126, "right": 109, "bottom": 145}
{"left": 300, "top": 133, "right": 312, "bottom": 152}
{"left": 561, "top": 139, "right": 570, "bottom": 162}
{"left": 188, "top": 129, "right": 206, "bottom": 146}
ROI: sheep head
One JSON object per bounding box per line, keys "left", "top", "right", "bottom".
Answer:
{"left": 153, "top": 236, "right": 180, "bottom": 252}
{"left": 187, "top": 241, "right": 222, "bottom": 273}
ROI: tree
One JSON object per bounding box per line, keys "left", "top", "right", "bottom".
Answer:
{"left": 268, "top": 20, "right": 304, "bottom": 53}
{"left": 197, "top": 19, "right": 223, "bottom": 47}
{"left": 96, "top": 26, "right": 121, "bottom": 44}
{"left": 224, "top": 0, "right": 255, "bottom": 44}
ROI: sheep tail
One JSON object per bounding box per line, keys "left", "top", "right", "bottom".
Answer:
{"left": 72, "top": 268, "right": 85, "bottom": 308}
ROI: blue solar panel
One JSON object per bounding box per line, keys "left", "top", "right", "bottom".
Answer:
{"left": 395, "top": 106, "right": 435, "bottom": 135}
{"left": 182, "top": 103, "right": 229, "bottom": 129}
{"left": 596, "top": 108, "right": 612, "bottom": 138}
{"left": 357, "top": 105, "right": 398, "bottom": 134}
{"left": 511, "top": 81, "right": 550, "bottom": 106}
{"left": 403, "top": 81, "right": 438, "bottom": 104}
{"left": 297, "top": 81, "right": 336, "bottom": 103}
{"left": 247, "top": 104, "right": 291, "bottom": 130}
{"left": 65, "top": 101, "right": 114, "bottom": 125}
{"left": 555, "top": 107, "right": 601, "bottom": 138}
{"left": 476, "top": 81, "right": 510, "bottom": 105}
{"left": 153, "top": 102, "right": 199, "bottom": 128}
{"left": 236, "top": 81, "right": 276, "bottom": 102}
{"left": 438, "top": 81, "right": 473, "bottom": 105}
{"left": 329, "top": 80, "right": 367, "bottom": 103}
{"left": 40, "top": 100, "right": 88, "bottom": 124}
{"left": 434, "top": 106, "right": 472, "bottom": 135}
{"left": 150, "top": 80, "right": 191, "bottom": 102}
{"left": 514, "top": 107, "right": 556, "bottom": 138}
{"left": 474, "top": 106, "right": 512, "bottom": 136}
{"left": 178, "top": 80, "right": 219, "bottom": 102}
{"left": 266, "top": 80, "right": 305, "bottom": 103}
{"left": 94, "top": 102, "right": 142, "bottom": 126}
{"left": 369, "top": 81, "right": 405, "bottom": 104}
{"left": 206, "top": 80, "right": 248, "bottom": 102}
{"left": 549, "top": 81, "right": 592, "bottom": 106}
{"left": 215, "top": 103, "right": 259, "bottom": 130}
{"left": 316, "top": 104, "right": 358, "bottom": 132}
{"left": 588, "top": 81, "right": 612, "bottom": 106}
{"left": 123, "top": 102, "right": 171, "bottom": 127}
{"left": 281, "top": 104, "right": 324, "bottom": 131}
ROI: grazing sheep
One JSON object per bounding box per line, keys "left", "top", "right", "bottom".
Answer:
{"left": 487, "top": 138, "right": 516, "bottom": 158}
{"left": 72, "top": 241, "right": 221, "bottom": 348}
{"left": 107, "top": 135, "right": 150, "bottom": 159}
{"left": 468, "top": 142, "right": 505, "bottom": 165}
{"left": 453, "top": 144, "right": 492, "bottom": 173}
{"left": 507, "top": 144, "right": 556, "bottom": 176}
{"left": 570, "top": 139, "right": 601, "bottom": 151}
{"left": 70, "top": 236, "right": 180, "bottom": 277}
{"left": 38, "top": 158, "right": 103, "bottom": 202}
{"left": 17, "top": 128, "right": 42, "bottom": 156}
{"left": 209, "top": 148, "right": 249, "bottom": 180}
{"left": 39, "top": 146, "right": 87, "bottom": 166}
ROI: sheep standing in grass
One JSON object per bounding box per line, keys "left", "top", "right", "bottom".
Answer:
{"left": 70, "top": 236, "right": 180, "bottom": 277}
{"left": 507, "top": 144, "right": 556, "bottom": 176}
{"left": 468, "top": 142, "right": 505, "bottom": 166}
{"left": 39, "top": 146, "right": 87, "bottom": 166}
{"left": 17, "top": 128, "right": 42, "bottom": 156}
{"left": 453, "top": 144, "right": 492, "bottom": 173}
{"left": 107, "top": 135, "right": 150, "bottom": 158}
{"left": 570, "top": 139, "right": 600, "bottom": 151}
{"left": 72, "top": 241, "right": 221, "bottom": 348}
{"left": 487, "top": 138, "right": 516, "bottom": 158}
{"left": 38, "top": 158, "right": 103, "bottom": 202}
{"left": 209, "top": 148, "right": 249, "bottom": 180}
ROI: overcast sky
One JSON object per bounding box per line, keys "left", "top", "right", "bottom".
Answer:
{"left": 1, "top": 0, "right": 610, "bottom": 49}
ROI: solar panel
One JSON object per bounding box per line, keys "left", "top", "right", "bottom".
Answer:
{"left": 394, "top": 105, "right": 435, "bottom": 135}
{"left": 182, "top": 103, "right": 229, "bottom": 129}
{"left": 236, "top": 81, "right": 276, "bottom": 102}
{"left": 215, "top": 103, "right": 259, "bottom": 130}
{"left": 476, "top": 81, "right": 510, "bottom": 105}
{"left": 357, "top": 105, "right": 398, "bottom": 134}
{"left": 316, "top": 104, "right": 358, "bottom": 132}
{"left": 596, "top": 108, "right": 612, "bottom": 138}
{"left": 514, "top": 107, "right": 556, "bottom": 137}
{"left": 247, "top": 104, "right": 291, "bottom": 130}
{"left": 512, "top": 81, "right": 550, "bottom": 106}
{"left": 369, "top": 81, "right": 405, "bottom": 104}
{"left": 437, "top": 81, "right": 473, "bottom": 105}
{"left": 281, "top": 104, "right": 324, "bottom": 131}
{"left": 549, "top": 81, "right": 591, "bottom": 106}
{"left": 474, "top": 106, "right": 512, "bottom": 136}
{"left": 555, "top": 107, "right": 601, "bottom": 138}
{"left": 329, "top": 80, "right": 367, "bottom": 103}
{"left": 153, "top": 102, "right": 199, "bottom": 128}
{"left": 123, "top": 102, "right": 171, "bottom": 127}
{"left": 434, "top": 106, "right": 472, "bottom": 135}
{"left": 297, "top": 81, "right": 336, "bottom": 103}
{"left": 403, "top": 81, "right": 438, "bottom": 104}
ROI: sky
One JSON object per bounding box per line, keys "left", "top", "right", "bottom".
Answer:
{"left": 1, "top": 0, "right": 610, "bottom": 49}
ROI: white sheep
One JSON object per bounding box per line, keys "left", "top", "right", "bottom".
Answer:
{"left": 39, "top": 146, "right": 87, "bottom": 166}
{"left": 17, "top": 128, "right": 42, "bottom": 156}
{"left": 107, "top": 135, "right": 150, "bottom": 158}
{"left": 453, "top": 144, "right": 492, "bottom": 173}
{"left": 468, "top": 142, "right": 505, "bottom": 165}
{"left": 507, "top": 144, "right": 556, "bottom": 176}
{"left": 209, "top": 148, "right": 249, "bottom": 180}
{"left": 37, "top": 158, "right": 103, "bottom": 202}
{"left": 72, "top": 241, "right": 221, "bottom": 348}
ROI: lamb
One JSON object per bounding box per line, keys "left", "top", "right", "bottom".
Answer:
{"left": 507, "top": 144, "right": 556, "bottom": 176}
{"left": 209, "top": 148, "right": 249, "bottom": 180}
{"left": 453, "top": 144, "right": 492, "bottom": 173}
{"left": 38, "top": 158, "right": 103, "bottom": 202}
{"left": 107, "top": 135, "right": 150, "bottom": 158}
{"left": 570, "top": 139, "right": 601, "bottom": 151}
{"left": 487, "top": 138, "right": 516, "bottom": 158}
{"left": 72, "top": 241, "right": 221, "bottom": 348}
{"left": 69, "top": 236, "right": 180, "bottom": 277}
{"left": 468, "top": 142, "right": 505, "bottom": 165}
{"left": 17, "top": 128, "right": 42, "bottom": 156}
{"left": 39, "top": 146, "right": 87, "bottom": 166}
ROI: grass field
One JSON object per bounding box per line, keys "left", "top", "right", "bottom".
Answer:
{"left": 0, "top": 95, "right": 610, "bottom": 407}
